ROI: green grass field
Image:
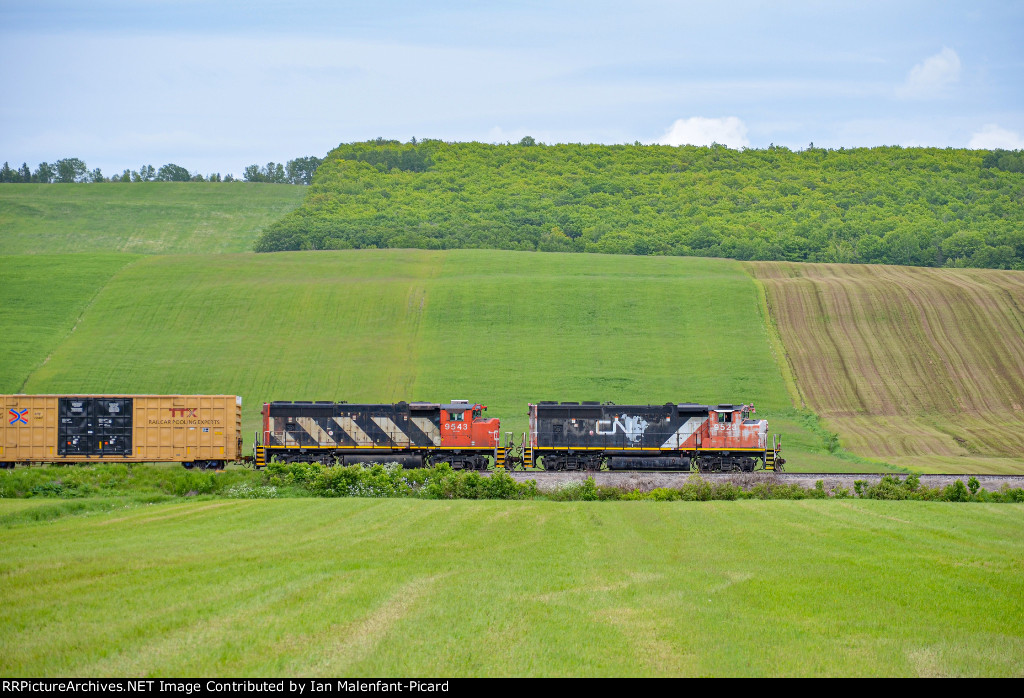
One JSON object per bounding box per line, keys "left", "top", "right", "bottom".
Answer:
{"left": 1, "top": 498, "right": 1021, "bottom": 677}
{"left": 0, "top": 183, "right": 305, "bottom": 255}
{"left": 5, "top": 249, "right": 870, "bottom": 472}
{"left": 0, "top": 254, "right": 140, "bottom": 392}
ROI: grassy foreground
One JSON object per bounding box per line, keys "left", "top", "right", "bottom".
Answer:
{"left": 0, "top": 497, "right": 1021, "bottom": 677}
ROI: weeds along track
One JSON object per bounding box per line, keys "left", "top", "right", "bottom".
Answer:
{"left": 748, "top": 262, "right": 1024, "bottom": 471}
{"left": 496, "top": 471, "right": 1024, "bottom": 492}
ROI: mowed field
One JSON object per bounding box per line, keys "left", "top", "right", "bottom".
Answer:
{"left": 1, "top": 498, "right": 1021, "bottom": 677}
{"left": 0, "top": 183, "right": 305, "bottom": 254}
{"left": 751, "top": 262, "right": 1024, "bottom": 473}
{"left": 3, "top": 249, "right": 858, "bottom": 472}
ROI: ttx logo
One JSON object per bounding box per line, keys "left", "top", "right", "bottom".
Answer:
{"left": 8, "top": 408, "right": 28, "bottom": 425}
{"left": 169, "top": 408, "right": 198, "bottom": 418}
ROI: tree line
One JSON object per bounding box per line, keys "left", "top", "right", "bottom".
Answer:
{"left": 253, "top": 139, "right": 1024, "bottom": 271}
{"left": 0, "top": 156, "right": 322, "bottom": 184}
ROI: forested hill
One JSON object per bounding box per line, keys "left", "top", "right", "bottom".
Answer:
{"left": 254, "top": 140, "right": 1024, "bottom": 270}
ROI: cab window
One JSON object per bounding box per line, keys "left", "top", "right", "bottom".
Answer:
{"left": 718, "top": 412, "right": 733, "bottom": 423}
{"left": 449, "top": 411, "right": 464, "bottom": 422}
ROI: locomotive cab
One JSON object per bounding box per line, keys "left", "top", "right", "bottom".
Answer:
{"left": 707, "top": 404, "right": 766, "bottom": 450}
{"left": 440, "top": 400, "right": 499, "bottom": 449}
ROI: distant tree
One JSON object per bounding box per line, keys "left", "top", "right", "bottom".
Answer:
{"left": 18, "top": 163, "right": 31, "bottom": 182}
{"left": 243, "top": 164, "right": 262, "bottom": 182}
{"left": 136, "top": 164, "right": 156, "bottom": 182}
{"left": 265, "top": 162, "right": 286, "bottom": 183}
{"left": 0, "top": 162, "right": 12, "bottom": 183}
{"left": 156, "top": 163, "right": 191, "bottom": 182}
{"left": 519, "top": 136, "right": 537, "bottom": 147}
{"left": 981, "top": 149, "right": 1024, "bottom": 173}
{"left": 88, "top": 167, "right": 105, "bottom": 183}
{"left": 224, "top": 173, "right": 235, "bottom": 182}
{"left": 942, "top": 230, "right": 985, "bottom": 260}
{"left": 54, "top": 158, "right": 87, "bottom": 183}
{"left": 34, "top": 161, "right": 54, "bottom": 183}
{"left": 286, "top": 156, "right": 322, "bottom": 184}
{"left": 207, "top": 173, "right": 221, "bottom": 182}
{"left": 118, "top": 169, "right": 132, "bottom": 182}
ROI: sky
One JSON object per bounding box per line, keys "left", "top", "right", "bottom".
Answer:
{"left": 1, "top": 0, "right": 1022, "bottom": 177}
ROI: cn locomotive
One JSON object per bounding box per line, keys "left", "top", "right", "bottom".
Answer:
{"left": 526, "top": 401, "right": 782, "bottom": 472}
{"left": 255, "top": 398, "right": 784, "bottom": 472}
{"left": 256, "top": 399, "right": 499, "bottom": 470}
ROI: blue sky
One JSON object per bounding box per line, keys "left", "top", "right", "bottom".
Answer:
{"left": 1, "top": 1, "right": 1022, "bottom": 177}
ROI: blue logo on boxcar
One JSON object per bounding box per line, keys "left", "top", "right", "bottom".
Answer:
{"left": 8, "top": 408, "right": 28, "bottom": 425}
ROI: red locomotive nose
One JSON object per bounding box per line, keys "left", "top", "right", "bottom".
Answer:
{"left": 472, "top": 416, "right": 501, "bottom": 448}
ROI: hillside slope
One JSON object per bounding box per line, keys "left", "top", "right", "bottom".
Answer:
{"left": 7, "top": 249, "right": 863, "bottom": 472}
{"left": 0, "top": 183, "right": 305, "bottom": 254}
{"left": 0, "top": 254, "right": 141, "bottom": 392}
{"left": 751, "top": 262, "right": 1024, "bottom": 473}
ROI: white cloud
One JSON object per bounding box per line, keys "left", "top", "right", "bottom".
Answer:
{"left": 657, "top": 116, "right": 749, "bottom": 148}
{"left": 900, "top": 47, "right": 961, "bottom": 97}
{"left": 968, "top": 124, "right": 1024, "bottom": 150}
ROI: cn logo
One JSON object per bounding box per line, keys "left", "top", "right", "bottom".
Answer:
{"left": 169, "top": 408, "right": 197, "bottom": 418}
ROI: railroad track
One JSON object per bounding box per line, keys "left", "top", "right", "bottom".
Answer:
{"left": 491, "top": 470, "right": 1024, "bottom": 492}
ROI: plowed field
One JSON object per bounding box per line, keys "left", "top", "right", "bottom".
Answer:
{"left": 751, "top": 262, "right": 1024, "bottom": 473}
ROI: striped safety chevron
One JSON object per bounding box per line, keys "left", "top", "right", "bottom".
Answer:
{"left": 332, "top": 416, "right": 373, "bottom": 446}
{"left": 371, "top": 416, "right": 411, "bottom": 446}
{"left": 660, "top": 417, "right": 707, "bottom": 449}
{"left": 410, "top": 417, "right": 442, "bottom": 447}
{"left": 268, "top": 409, "right": 443, "bottom": 449}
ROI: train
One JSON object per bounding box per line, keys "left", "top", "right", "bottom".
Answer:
{"left": 3, "top": 394, "right": 784, "bottom": 472}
